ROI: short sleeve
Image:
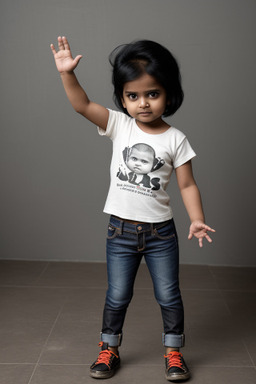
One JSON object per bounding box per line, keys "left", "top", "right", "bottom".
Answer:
{"left": 173, "top": 137, "right": 196, "bottom": 169}
{"left": 97, "top": 109, "right": 129, "bottom": 140}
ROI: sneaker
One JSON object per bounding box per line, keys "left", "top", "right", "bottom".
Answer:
{"left": 90, "top": 342, "right": 120, "bottom": 379}
{"left": 164, "top": 351, "right": 190, "bottom": 382}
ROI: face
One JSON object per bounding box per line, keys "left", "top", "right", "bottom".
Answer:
{"left": 122, "top": 73, "right": 169, "bottom": 128}
{"left": 126, "top": 148, "right": 154, "bottom": 175}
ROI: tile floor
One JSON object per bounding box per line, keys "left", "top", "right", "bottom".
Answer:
{"left": 0, "top": 260, "right": 256, "bottom": 384}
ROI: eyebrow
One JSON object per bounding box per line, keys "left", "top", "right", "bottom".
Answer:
{"left": 124, "top": 89, "right": 161, "bottom": 94}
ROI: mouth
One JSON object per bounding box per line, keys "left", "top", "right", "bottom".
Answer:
{"left": 138, "top": 112, "right": 152, "bottom": 116}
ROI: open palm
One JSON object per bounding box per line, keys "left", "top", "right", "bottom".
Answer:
{"left": 188, "top": 221, "right": 215, "bottom": 248}
{"left": 50, "top": 36, "right": 82, "bottom": 73}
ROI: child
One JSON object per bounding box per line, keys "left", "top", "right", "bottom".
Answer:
{"left": 50, "top": 36, "right": 215, "bottom": 382}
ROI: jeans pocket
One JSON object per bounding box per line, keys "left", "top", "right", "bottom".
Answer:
{"left": 107, "top": 224, "right": 119, "bottom": 240}
{"left": 153, "top": 222, "right": 177, "bottom": 240}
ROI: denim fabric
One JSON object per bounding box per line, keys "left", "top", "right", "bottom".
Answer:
{"left": 101, "top": 216, "right": 185, "bottom": 348}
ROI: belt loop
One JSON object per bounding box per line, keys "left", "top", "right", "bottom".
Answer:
{"left": 151, "top": 223, "right": 155, "bottom": 236}
{"left": 120, "top": 219, "right": 124, "bottom": 235}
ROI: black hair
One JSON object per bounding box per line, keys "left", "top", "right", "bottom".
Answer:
{"left": 109, "top": 40, "right": 184, "bottom": 117}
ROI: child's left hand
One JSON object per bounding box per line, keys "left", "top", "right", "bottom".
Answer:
{"left": 188, "top": 221, "right": 215, "bottom": 248}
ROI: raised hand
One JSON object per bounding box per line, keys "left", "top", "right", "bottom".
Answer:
{"left": 50, "top": 36, "right": 82, "bottom": 74}
{"left": 188, "top": 221, "right": 215, "bottom": 248}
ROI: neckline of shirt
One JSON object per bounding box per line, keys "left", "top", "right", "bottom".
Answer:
{"left": 134, "top": 119, "right": 172, "bottom": 136}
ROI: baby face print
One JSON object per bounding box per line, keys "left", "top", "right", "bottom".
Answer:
{"left": 126, "top": 147, "right": 154, "bottom": 175}
{"left": 116, "top": 143, "right": 165, "bottom": 191}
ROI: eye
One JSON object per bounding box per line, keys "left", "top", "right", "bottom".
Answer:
{"left": 131, "top": 157, "right": 138, "bottom": 161}
{"left": 148, "top": 91, "right": 159, "bottom": 98}
{"left": 128, "top": 93, "right": 138, "bottom": 101}
{"left": 141, "top": 160, "right": 149, "bottom": 164}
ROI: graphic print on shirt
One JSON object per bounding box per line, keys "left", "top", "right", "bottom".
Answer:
{"left": 116, "top": 143, "right": 165, "bottom": 196}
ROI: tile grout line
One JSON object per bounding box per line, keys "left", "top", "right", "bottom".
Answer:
{"left": 33, "top": 262, "right": 50, "bottom": 284}
{"left": 27, "top": 304, "right": 65, "bottom": 384}
{"left": 242, "top": 339, "right": 256, "bottom": 369}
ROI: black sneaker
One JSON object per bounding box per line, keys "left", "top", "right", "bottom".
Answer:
{"left": 90, "top": 342, "right": 120, "bottom": 379}
{"left": 164, "top": 351, "right": 190, "bottom": 381}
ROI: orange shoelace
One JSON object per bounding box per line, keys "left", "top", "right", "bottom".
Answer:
{"left": 95, "top": 342, "right": 118, "bottom": 368}
{"left": 164, "top": 351, "right": 183, "bottom": 370}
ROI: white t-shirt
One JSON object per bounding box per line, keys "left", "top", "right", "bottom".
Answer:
{"left": 98, "top": 109, "right": 196, "bottom": 223}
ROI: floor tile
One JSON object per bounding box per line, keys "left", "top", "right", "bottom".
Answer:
{"left": 0, "top": 287, "right": 69, "bottom": 323}
{"left": 0, "top": 260, "right": 48, "bottom": 286}
{"left": 209, "top": 266, "right": 256, "bottom": 291}
{"left": 0, "top": 364, "right": 34, "bottom": 384}
{"left": 182, "top": 290, "right": 232, "bottom": 329}
{"left": 0, "top": 286, "right": 70, "bottom": 363}
{"left": 0, "top": 320, "right": 53, "bottom": 363}
{"left": 29, "top": 364, "right": 91, "bottom": 384}
{"left": 39, "top": 321, "right": 101, "bottom": 364}
{"left": 180, "top": 265, "right": 218, "bottom": 290}
{"left": 187, "top": 366, "right": 256, "bottom": 384}
{"left": 221, "top": 291, "right": 256, "bottom": 335}
{"left": 186, "top": 327, "right": 252, "bottom": 367}
{"left": 35, "top": 262, "right": 107, "bottom": 288}
{"left": 57, "top": 288, "right": 105, "bottom": 323}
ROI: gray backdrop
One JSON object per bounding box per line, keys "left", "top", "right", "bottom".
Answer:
{"left": 0, "top": 0, "right": 255, "bottom": 266}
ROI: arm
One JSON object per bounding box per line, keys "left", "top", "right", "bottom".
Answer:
{"left": 175, "top": 160, "right": 215, "bottom": 247}
{"left": 50, "top": 36, "right": 109, "bottom": 130}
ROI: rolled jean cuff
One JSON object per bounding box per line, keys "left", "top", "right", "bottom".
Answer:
{"left": 162, "top": 333, "right": 185, "bottom": 348}
{"left": 101, "top": 332, "right": 122, "bottom": 347}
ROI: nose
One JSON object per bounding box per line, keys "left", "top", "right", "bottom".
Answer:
{"left": 134, "top": 159, "right": 141, "bottom": 167}
{"left": 139, "top": 97, "right": 149, "bottom": 108}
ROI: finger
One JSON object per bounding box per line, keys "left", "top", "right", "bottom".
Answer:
{"left": 204, "top": 226, "right": 215, "bottom": 233}
{"left": 188, "top": 232, "right": 193, "bottom": 240}
{"left": 202, "top": 224, "right": 216, "bottom": 233}
{"left": 58, "top": 36, "right": 65, "bottom": 50}
{"left": 73, "top": 55, "right": 83, "bottom": 65}
{"left": 62, "top": 36, "right": 70, "bottom": 51}
{"left": 199, "top": 238, "right": 203, "bottom": 248}
{"left": 205, "top": 234, "right": 213, "bottom": 243}
{"left": 50, "top": 43, "right": 57, "bottom": 55}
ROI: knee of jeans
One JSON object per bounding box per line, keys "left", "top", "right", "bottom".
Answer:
{"left": 155, "top": 288, "right": 182, "bottom": 307}
{"left": 106, "top": 287, "right": 133, "bottom": 309}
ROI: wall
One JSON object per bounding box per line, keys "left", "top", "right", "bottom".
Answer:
{"left": 0, "top": 0, "right": 255, "bottom": 265}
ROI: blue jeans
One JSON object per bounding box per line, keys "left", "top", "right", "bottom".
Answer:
{"left": 101, "top": 216, "right": 185, "bottom": 348}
